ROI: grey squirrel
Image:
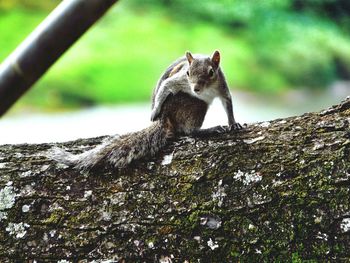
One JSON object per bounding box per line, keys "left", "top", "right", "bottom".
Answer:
{"left": 151, "top": 50, "right": 238, "bottom": 128}
{"left": 49, "top": 50, "right": 241, "bottom": 170}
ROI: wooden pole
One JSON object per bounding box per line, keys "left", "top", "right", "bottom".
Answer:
{"left": 0, "top": 0, "right": 118, "bottom": 116}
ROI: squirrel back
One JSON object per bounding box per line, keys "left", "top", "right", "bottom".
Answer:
{"left": 151, "top": 56, "right": 188, "bottom": 109}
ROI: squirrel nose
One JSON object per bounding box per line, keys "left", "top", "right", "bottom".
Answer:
{"left": 194, "top": 81, "right": 204, "bottom": 93}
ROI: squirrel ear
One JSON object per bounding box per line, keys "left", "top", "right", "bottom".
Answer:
{"left": 186, "top": 51, "right": 194, "bottom": 65}
{"left": 211, "top": 50, "right": 220, "bottom": 67}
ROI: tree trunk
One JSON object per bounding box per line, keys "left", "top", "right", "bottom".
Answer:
{"left": 0, "top": 98, "right": 349, "bottom": 262}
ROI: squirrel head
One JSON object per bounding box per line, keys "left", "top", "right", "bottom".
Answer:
{"left": 185, "top": 50, "right": 221, "bottom": 95}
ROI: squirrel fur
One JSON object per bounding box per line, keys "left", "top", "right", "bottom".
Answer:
{"left": 151, "top": 50, "right": 239, "bottom": 128}
{"left": 49, "top": 50, "right": 241, "bottom": 170}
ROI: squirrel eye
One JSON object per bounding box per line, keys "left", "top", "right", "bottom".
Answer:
{"left": 186, "top": 71, "right": 190, "bottom": 76}
{"left": 208, "top": 68, "right": 214, "bottom": 77}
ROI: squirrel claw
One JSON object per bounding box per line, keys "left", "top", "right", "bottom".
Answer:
{"left": 229, "top": 123, "right": 243, "bottom": 131}
{"left": 212, "top": 125, "right": 227, "bottom": 134}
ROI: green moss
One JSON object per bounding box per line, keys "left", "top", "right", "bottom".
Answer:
{"left": 42, "top": 209, "right": 67, "bottom": 225}
{"left": 187, "top": 211, "right": 200, "bottom": 227}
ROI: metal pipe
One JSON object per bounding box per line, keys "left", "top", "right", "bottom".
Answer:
{"left": 0, "top": 0, "right": 118, "bottom": 116}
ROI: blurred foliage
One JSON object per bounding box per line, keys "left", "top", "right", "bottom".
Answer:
{"left": 0, "top": 0, "right": 350, "bottom": 110}
{"left": 0, "top": 0, "right": 58, "bottom": 10}
{"left": 128, "top": 0, "right": 350, "bottom": 86}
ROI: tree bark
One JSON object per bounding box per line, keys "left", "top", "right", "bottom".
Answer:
{"left": 0, "top": 98, "right": 349, "bottom": 262}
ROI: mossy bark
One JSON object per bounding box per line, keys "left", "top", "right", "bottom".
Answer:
{"left": 0, "top": 98, "right": 349, "bottom": 262}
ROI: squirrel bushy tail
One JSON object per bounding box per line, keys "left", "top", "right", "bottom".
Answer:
{"left": 49, "top": 119, "right": 174, "bottom": 171}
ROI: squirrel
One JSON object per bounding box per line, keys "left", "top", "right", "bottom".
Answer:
{"left": 151, "top": 50, "right": 239, "bottom": 129}
{"left": 48, "top": 50, "right": 241, "bottom": 171}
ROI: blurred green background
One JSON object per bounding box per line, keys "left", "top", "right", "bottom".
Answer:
{"left": 1, "top": 0, "right": 350, "bottom": 112}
